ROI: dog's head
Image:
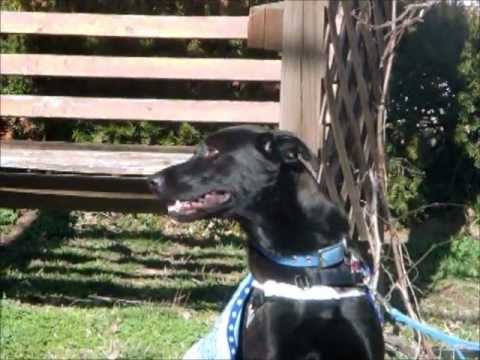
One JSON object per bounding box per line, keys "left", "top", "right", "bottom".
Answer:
{"left": 149, "top": 126, "right": 345, "bottom": 237}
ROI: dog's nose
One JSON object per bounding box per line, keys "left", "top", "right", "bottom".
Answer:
{"left": 149, "top": 175, "right": 166, "bottom": 192}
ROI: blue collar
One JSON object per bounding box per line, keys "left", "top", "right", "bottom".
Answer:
{"left": 251, "top": 240, "right": 346, "bottom": 268}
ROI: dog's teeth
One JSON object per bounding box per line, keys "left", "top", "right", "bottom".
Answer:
{"left": 168, "top": 200, "right": 183, "bottom": 212}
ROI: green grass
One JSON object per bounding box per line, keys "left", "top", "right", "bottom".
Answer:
{"left": 0, "top": 210, "right": 478, "bottom": 359}
{"left": 1, "top": 300, "right": 212, "bottom": 359}
{"left": 0, "top": 211, "right": 247, "bottom": 359}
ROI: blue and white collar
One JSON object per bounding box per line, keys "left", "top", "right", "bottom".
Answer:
{"left": 250, "top": 239, "right": 347, "bottom": 268}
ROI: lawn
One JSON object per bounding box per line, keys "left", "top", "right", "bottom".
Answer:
{"left": 0, "top": 210, "right": 478, "bottom": 359}
{"left": 0, "top": 211, "right": 247, "bottom": 359}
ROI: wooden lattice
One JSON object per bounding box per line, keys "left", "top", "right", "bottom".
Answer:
{"left": 317, "top": 0, "right": 390, "bottom": 244}
{"left": 275, "top": 0, "right": 390, "bottom": 247}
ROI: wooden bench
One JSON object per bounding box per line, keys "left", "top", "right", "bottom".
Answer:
{"left": 0, "top": 10, "right": 281, "bottom": 213}
{"left": 1, "top": 2, "right": 390, "bottom": 243}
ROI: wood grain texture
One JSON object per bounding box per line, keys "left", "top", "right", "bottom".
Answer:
{"left": 0, "top": 189, "right": 166, "bottom": 213}
{"left": 316, "top": 0, "right": 390, "bottom": 240}
{"left": 0, "top": 171, "right": 152, "bottom": 194}
{"left": 247, "top": 2, "right": 284, "bottom": 51}
{"left": 279, "top": 1, "right": 304, "bottom": 141}
{"left": 247, "top": 4, "right": 266, "bottom": 49}
{"left": 342, "top": 1, "right": 377, "bottom": 158}
{"left": 0, "top": 11, "right": 248, "bottom": 39}
{"left": 0, "top": 139, "right": 194, "bottom": 153}
{"left": 1, "top": 54, "right": 281, "bottom": 82}
{"left": 0, "top": 95, "right": 280, "bottom": 124}
{"left": 279, "top": 1, "right": 327, "bottom": 153}
{"left": 301, "top": 1, "right": 327, "bottom": 154}
{"left": 1, "top": 140, "right": 192, "bottom": 175}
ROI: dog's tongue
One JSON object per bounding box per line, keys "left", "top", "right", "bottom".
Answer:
{"left": 167, "top": 192, "right": 230, "bottom": 215}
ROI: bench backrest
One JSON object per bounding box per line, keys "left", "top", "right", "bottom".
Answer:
{"left": 0, "top": 10, "right": 280, "bottom": 213}
{"left": 1, "top": 11, "right": 280, "bottom": 124}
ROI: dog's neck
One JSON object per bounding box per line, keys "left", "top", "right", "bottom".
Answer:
{"left": 237, "top": 171, "right": 349, "bottom": 284}
{"left": 238, "top": 171, "right": 348, "bottom": 256}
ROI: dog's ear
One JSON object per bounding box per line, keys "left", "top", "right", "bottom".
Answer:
{"left": 256, "top": 132, "right": 275, "bottom": 157}
{"left": 256, "top": 131, "right": 316, "bottom": 170}
{"left": 274, "top": 132, "right": 312, "bottom": 166}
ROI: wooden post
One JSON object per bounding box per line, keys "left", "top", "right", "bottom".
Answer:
{"left": 247, "top": 2, "right": 284, "bottom": 51}
{"left": 279, "top": 1, "right": 327, "bottom": 154}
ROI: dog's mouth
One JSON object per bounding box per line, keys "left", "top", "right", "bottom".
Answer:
{"left": 167, "top": 190, "right": 231, "bottom": 219}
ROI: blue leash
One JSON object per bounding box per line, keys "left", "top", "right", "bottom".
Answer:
{"left": 232, "top": 239, "right": 479, "bottom": 359}
{"left": 384, "top": 305, "right": 480, "bottom": 357}
{"left": 224, "top": 276, "right": 480, "bottom": 359}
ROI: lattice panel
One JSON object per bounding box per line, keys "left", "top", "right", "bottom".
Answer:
{"left": 317, "top": 0, "right": 388, "bottom": 241}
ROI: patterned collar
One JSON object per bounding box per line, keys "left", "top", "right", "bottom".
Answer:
{"left": 250, "top": 239, "right": 347, "bottom": 268}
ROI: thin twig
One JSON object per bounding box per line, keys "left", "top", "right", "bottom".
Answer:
{"left": 368, "top": 171, "right": 382, "bottom": 291}
{"left": 406, "top": 239, "right": 454, "bottom": 276}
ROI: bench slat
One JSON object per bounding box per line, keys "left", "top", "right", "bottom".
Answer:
{"left": 1, "top": 140, "right": 192, "bottom": 175}
{"left": 1, "top": 54, "right": 281, "bottom": 82}
{"left": 0, "top": 189, "right": 165, "bottom": 213}
{"left": 0, "top": 95, "right": 280, "bottom": 124}
{"left": 0, "top": 11, "right": 248, "bottom": 39}
{"left": 1, "top": 139, "right": 194, "bottom": 153}
{"left": 0, "top": 171, "right": 151, "bottom": 193}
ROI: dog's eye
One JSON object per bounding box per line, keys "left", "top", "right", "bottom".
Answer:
{"left": 205, "top": 147, "right": 219, "bottom": 159}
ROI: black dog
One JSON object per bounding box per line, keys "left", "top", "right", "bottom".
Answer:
{"left": 149, "top": 126, "right": 384, "bottom": 360}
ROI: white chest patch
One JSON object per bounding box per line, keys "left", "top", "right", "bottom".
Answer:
{"left": 252, "top": 279, "right": 366, "bottom": 301}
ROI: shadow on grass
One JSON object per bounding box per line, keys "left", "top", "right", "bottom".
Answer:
{"left": 0, "top": 210, "right": 244, "bottom": 310}
{"left": 0, "top": 210, "right": 75, "bottom": 270}
{"left": 379, "top": 208, "right": 470, "bottom": 312}
{"left": 76, "top": 228, "right": 244, "bottom": 248}
{"left": 406, "top": 208, "right": 466, "bottom": 288}
{"left": 0, "top": 276, "right": 236, "bottom": 311}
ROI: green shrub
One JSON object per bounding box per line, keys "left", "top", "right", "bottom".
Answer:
{"left": 72, "top": 122, "right": 203, "bottom": 146}
{"left": 455, "top": 11, "right": 480, "bottom": 169}
{"left": 436, "top": 235, "right": 480, "bottom": 280}
{"left": 0, "top": 209, "right": 19, "bottom": 234}
{"left": 387, "top": 158, "right": 426, "bottom": 223}
{"left": 0, "top": 0, "right": 21, "bottom": 11}
{"left": 387, "top": 3, "right": 479, "bottom": 224}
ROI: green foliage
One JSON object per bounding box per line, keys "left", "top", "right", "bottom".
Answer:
{"left": 173, "top": 122, "right": 203, "bottom": 145}
{"left": 1, "top": 1, "right": 34, "bottom": 122}
{"left": 0, "top": 75, "right": 32, "bottom": 95}
{"left": 1, "top": 34, "right": 33, "bottom": 95}
{"left": 72, "top": 122, "right": 203, "bottom": 146}
{"left": 0, "top": 0, "right": 22, "bottom": 10}
{"left": 387, "top": 3, "right": 479, "bottom": 222}
{"left": 0, "top": 0, "right": 55, "bottom": 11}
{"left": 387, "top": 158, "right": 425, "bottom": 222}
{"left": 0, "top": 208, "right": 19, "bottom": 233}
{"left": 456, "top": 11, "right": 480, "bottom": 169}
{"left": 436, "top": 235, "right": 480, "bottom": 280}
